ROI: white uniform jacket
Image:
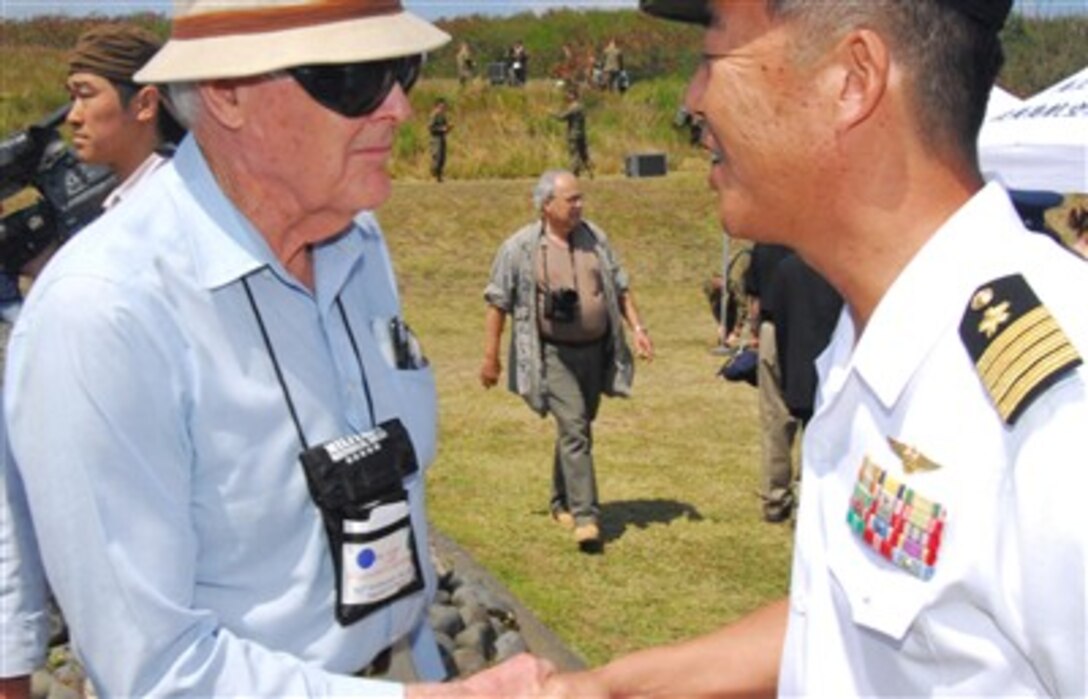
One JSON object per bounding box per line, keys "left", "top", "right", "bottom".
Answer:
{"left": 780, "top": 183, "right": 1088, "bottom": 696}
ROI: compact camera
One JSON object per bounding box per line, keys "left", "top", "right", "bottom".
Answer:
{"left": 0, "top": 105, "right": 115, "bottom": 275}
{"left": 544, "top": 287, "right": 579, "bottom": 323}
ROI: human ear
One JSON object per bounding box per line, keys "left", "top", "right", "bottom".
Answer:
{"left": 198, "top": 80, "right": 247, "bottom": 130}
{"left": 831, "top": 28, "right": 890, "bottom": 134}
{"left": 132, "top": 85, "right": 160, "bottom": 124}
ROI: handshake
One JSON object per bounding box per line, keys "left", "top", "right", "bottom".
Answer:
{"left": 408, "top": 653, "right": 608, "bottom": 698}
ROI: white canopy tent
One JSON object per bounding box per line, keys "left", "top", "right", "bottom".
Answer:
{"left": 984, "top": 85, "right": 1024, "bottom": 122}
{"left": 979, "top": 66, "right": 1088, "bottom": 193}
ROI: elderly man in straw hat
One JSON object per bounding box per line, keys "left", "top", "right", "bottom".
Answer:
{"left": 542, "top": 0, "right": 1088, "bottom": 696}
{"left": 3, "top": 1, "right": 552, "bottom": 697}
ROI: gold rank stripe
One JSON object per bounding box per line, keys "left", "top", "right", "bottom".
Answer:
{"left": 976, "top": 306, "right": 1051, "bottom": 378}
{"left": 974, "top": 305, "right": 1080, "bottom": 423}
{"left": 996, "top": 345, "right": 1081, "bottom": 422}
{"left": 982, "top": 326, "right": 1070, "bottom": 400}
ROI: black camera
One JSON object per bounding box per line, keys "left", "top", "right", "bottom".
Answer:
{"left": 0, "top": 105, "right": 116, "bottom": 276}
{"left": 544, "top": 287, "right": 580, "bottom": 323}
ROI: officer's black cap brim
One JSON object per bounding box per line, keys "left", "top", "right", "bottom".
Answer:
{"left": 639, "top": 0, "right": 711, "bottom": 26}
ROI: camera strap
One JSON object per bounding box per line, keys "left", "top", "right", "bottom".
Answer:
{"left": 241, "top": 273, "right": 424, "bottom": 627}
{"left": 540, "top": 223, "right": 580, "bottom": 297}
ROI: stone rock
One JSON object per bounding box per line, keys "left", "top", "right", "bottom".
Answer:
{"left": 428, "top": 604, "right": 465, "bottom": 638}
{"left": 455, "top": 621, "right": 497, "bottom": 660}
{"left": 493, "top": 630, "right": 529, "bottom": 662}
{"left": 451, "top": 646, "right": 487, "bottom": 676}
{"left": 458, "top": 599, "right": 491, "bottom": 627}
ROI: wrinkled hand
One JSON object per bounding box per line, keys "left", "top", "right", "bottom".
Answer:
{"left": 541, "top": 669, "right": 613, "bottom": 699}
{"left": 459, "top": 653, "right": 557, "bottom": 697}
{"left": 480, "top": 355, "right": 502, "bottom": 388}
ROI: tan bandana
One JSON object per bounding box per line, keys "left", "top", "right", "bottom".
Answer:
{"left": 68, "top": 24, "right": 163, "bottom": 84}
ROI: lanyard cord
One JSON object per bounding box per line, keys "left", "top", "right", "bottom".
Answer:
{"left": 335, "top": 297, "right": 376, "bottom": 424}
{"left": 242, "top": 273, "right": 377, "bottom": 453}
{"left": 541, "top": 223, "right": 579, "bottom": 295}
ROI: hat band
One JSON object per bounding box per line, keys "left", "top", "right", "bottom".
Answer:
{"left": 172, "top": 0, "right": 402, "bottom": 40}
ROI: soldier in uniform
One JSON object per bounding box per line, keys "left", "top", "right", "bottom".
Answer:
{"left": 554, "top": 87, "right": 592, "bottom": 178}
{"left": 543, "top": 0, "right": 1088, "bottom": 696}
{"left": 427, "top": 97, "right": 452, "bottom": 183}
{"left": 601, "top": 38, "right": 624, "bottom": 93}
{"left": 455, "top": 41, "right": 474, "bottom": 87}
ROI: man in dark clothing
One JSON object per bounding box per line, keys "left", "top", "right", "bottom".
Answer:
{"left": 772, "top": 253, "right": 843, "bottom": 424}
{"left": 427, "top": 97, "right": 452, "bottom": 182}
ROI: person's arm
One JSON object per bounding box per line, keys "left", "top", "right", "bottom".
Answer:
{"left": 0, "top": 412, "right": 48, "bottom": 698}
{"left": 618, "top": 290, "right": 653, "bottom": 362}
{"left": 545, "top": 598, "right": 788, "bottom": 698}
{"left": 480, "top": 304, "right": 507, "bottom": 388}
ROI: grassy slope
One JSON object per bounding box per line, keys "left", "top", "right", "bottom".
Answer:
{"left": 379, "top": 172, "right": 793, "bottom": 663}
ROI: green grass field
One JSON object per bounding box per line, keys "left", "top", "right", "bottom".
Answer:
{"left": 379, "top": 172, "right": 794, "bottom": 664}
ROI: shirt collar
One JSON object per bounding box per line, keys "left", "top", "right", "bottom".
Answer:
{"left": 173, "top": 138, "right": 371, "bottom": 296}
{"left": 102, "top": 152, "right": 167, "bottom": 210}
{"left": 850, "top": 182, "right": 1023, "bottom": 409}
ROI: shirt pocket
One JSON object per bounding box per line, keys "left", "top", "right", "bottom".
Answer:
{"left": 393, "top": 364, "right": 437, "bottom": 470}
{"left": 826, "top": 529, "right": 933, "bottom": 642}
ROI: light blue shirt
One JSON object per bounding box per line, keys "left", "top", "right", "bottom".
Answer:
{"left": 4, "top": 137, "right": 441, "bottom": 697}
{"left": 0, "top": 401, "right": 48, "bottom": 677}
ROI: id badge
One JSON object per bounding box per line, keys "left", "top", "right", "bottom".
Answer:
{"left": 342, "top": 496, "right": 422, "bottom": 606}
{"left": 298, "top": 419, "right": 425, "bottom": 625}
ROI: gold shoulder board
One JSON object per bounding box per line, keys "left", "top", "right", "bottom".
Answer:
{"left": 960, "top": 274, "right": 1082, "bottom": 426}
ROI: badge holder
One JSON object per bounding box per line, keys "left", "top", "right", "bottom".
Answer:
{"left": 299, "top": 418, "right": 425, "bottom": 625}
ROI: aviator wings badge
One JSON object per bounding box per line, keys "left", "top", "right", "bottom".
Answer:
{"left": 887, "top": 437, "right": 941, "bottom": 475}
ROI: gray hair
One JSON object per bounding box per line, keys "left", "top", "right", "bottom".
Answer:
{"left": 166, "top": 82, "right": 202, "bottom": 130}
{"left": 532, "top": 169, "right": 573, "bottom": 214}
{"left": 767, "top": 0, "right": 1004, "bottom": 161}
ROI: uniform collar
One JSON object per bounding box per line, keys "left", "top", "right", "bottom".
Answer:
{"left": 848, "top": 183, "right": 1024, "bottom": 409}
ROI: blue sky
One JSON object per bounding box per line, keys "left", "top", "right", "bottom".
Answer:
{"left": 2, "top": 0, "right": 1085, "bottom": 21}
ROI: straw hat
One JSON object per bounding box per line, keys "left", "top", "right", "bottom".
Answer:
{"left": 135, "top": 0, "right": 450, "bottom": 83}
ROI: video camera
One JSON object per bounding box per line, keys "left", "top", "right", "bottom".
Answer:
{"left": 0, "top": 104, "right": 116, "bottom": 276}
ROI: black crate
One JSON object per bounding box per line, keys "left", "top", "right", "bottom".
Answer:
{"left": 487, "top": 62, "right": 507, "bottom": 85}
{"left": 625, "top": 152, "right": 667, "bottom": 177}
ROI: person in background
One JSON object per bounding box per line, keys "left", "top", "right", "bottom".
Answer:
{"left": 601, "top": 38, "right": 624, "bottom": 92}
{"left": 508, "top": 40, "right": 529, "bottom": 86}
{"left": 4, "top": 1, "right": 551, "bottom": 696}
{"left": 544, "top": 0, "right": 1088, "bottom": 695}
{"left": 428, "top": 97, "right": 452, "bottom": 183}
{"left": 455, "top": 41, "right": 475, "bottom": 87}
{"left": 770, "top": 252, "right": 842, "bottom": 425}
{"left": 554, "top": 86, "right": 593, "bottom": 178}
{"left": 65, "top": 23, "right": 185, "bottom": 209}
{"left": 745, "top": 242, "right": 798, "bottom": 522}
{"left": 480, "top": 169, "right": 653, "bottom": 553}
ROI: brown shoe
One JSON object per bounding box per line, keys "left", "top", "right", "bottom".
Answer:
{"left": 552, "top": 510, "right": 575, "bottom": 529}
{"left": 574, "top": 523, "right": 601, "bottom": 553}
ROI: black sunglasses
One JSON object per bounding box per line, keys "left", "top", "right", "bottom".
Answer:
{"left": 287, "top": 54, "right": 423, "bottom": 118}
